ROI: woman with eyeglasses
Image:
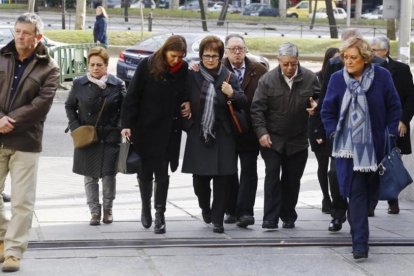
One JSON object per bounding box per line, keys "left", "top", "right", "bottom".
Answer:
{"left": 182, "top": 35, "right": 246, "bottom": 233}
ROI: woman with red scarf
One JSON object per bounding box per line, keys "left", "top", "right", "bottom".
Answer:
{"left": 121, "top": 35, "right": 190, "bottom": 234}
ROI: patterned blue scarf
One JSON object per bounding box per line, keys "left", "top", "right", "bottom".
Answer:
{"left": 332, "top": 65, "right": 377, "bottom": 172}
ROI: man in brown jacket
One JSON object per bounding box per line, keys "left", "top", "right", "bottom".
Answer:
{"left": 223, "top": 34, "right": 267, "bottom": 227}
{"left": 0, "top": 13, "right": 59, "bottom": 272}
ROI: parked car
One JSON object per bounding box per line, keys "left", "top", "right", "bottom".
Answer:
{"left": 309, "top": 7, "right": 347, "bottom": 19}
{"left": 208, "top": 2, "right": 241, "bottom": 14}
{"left": 243, "top": 3, "right": 279, "bottom": 17}
{"left": 287, "top": 0, "right": 336, "bottom": 18}
{"left": 0, "top": 25, "right": 63, "bottom": 50}
{"left": 179, "top": 1, "right": 214, "bottom": 11}
{"left": 116, "top": 32, "right": 269, "bottom": 87}
{"left": 361, "top": 5, "right": 383, "bottom": 20}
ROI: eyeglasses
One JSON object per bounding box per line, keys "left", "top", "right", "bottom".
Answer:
{"left": 202, "top": 54, "right": 220, "bottom": 61}
{"left": 226, "top": 47, "right": 246, "bottom": 53}
{"left": 372, "top": 48, "right": 387, "bottom": 52}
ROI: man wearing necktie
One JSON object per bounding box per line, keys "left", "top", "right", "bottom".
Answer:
{"left": 222, "top": 34, "right": 267, "bottom": 227}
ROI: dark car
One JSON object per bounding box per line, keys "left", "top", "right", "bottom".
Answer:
{"left": 0, "top": 25, "right": 63, "bottom": 49}
{"left": 243, "top": 3, "right": 279, "bottom": 17}
{"left": 116, "top": 32, "right": 269, "bottom": 87}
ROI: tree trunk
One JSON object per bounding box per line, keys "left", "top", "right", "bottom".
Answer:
{"left": 326, "top": 0, "right": 338, "bottom": 38}
{"left": 217, "top": 0, "right": 229, "bottom": 26}
{"left": 75, "top": 0, "right": 87, "bottom": 30}
{"left": 386, "top": 19, "right": 396, "bottom": 40}
{"left": 279, "top": 0, "right": 287, "bottom": 18}
{"left": 354, "top": 0, "right": 362, "bottom": 20}
{"left": 309, "top": 0, "right": 318, "bottom": 30}
{"left": 28, "top": 0, "right": 35, "bottom": 12}
{"left": 198, "top": 0, "right": 208, "bottom": 31}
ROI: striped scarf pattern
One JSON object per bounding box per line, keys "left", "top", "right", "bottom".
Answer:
{"left": 332, "top": 65, "right": 377, "bottom": 172}
{"left": 199, "top": 65, "right": 222, "bottom": 143}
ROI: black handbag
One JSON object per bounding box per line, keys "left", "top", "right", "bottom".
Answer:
{"left": 378, "top": 130, "right": 413, "bottom": 200}
{"left": 117, "top": 137, "right": 142, "bottom": 174}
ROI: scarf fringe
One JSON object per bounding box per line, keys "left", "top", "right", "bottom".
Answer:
{"left": 332, "top": 150, "right": 353, "bottom": 158}
{"left": 353, "top": 165, "right": 378, "bottom": 172}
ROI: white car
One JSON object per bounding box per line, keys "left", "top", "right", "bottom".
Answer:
{"left": 361, "top": 5, "right": 383, "bottom": 20}
{"left": 309, "top": 8, "right": 347, "bottom": 19}
{"left": 208, "top": 2, "right": 241, "bottom": 13}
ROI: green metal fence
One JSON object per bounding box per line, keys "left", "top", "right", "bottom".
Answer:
{"left": 50, "top": 43, "right": 98, "bottom": 85}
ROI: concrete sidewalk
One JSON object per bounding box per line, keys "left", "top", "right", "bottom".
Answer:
{"left": 4, "top": 155, "right": 414, "bottom": 275}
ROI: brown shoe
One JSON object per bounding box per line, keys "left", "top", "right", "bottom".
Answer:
{"left": 103, "top": 209, "right": 113, "bottom": 224}
{"left": 2, "top": 256, "right": 20, "bottom": 272}
{"left": 0, "top": 241, "right": 4, "bottom": 263}
{"left": 89, "top": 213, "right": 101, "bottom": 225}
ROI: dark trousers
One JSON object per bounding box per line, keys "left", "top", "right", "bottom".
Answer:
{"left": 329, "top": 159, "right": 348, "bottom": 219}
{"left": 193, "top": 174, "right": 231, "bottom": 225}
{"left": 314, "top": 151, "right": 331, "bottom": 200}
{"left": 261, "top": 148, "right": 308, "bottom": 224}
{"left": 139, "top": 157, "right": 169, "bottom": 212}
{"left": 226, "top": 150, "right": 259, "bottom": 217}
{"left": 348, "top": 171, "right": 378, "bottom": 253}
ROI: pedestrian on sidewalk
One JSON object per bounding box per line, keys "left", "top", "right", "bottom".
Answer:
{"left": 182, "top": 35, "right": 245, "bottom": 234}
{"left": 0, "top": 13, "right": 59, "bottom": 272}
{"left": 321, "top": 37, "right": 401, "bottom": 259}
{"left": 222, "top": 34, "right": 267, "bottom": 227}
{"left": 251, "top": 42, "right": 319, "bottom": 230}
{"left": 308, "top": 47, "right": 340, "bottom": 215}
{"left": 93, "top": 6, "right": 108, "bottom": 48}
{"left": 369, "top": 35, "right": 414, "bottom": 215}
{"left": 121, "top": 35, "right": 190, "bottom": 234}
{"left": 65, "top": 46, "right": 126, "bottom": 226}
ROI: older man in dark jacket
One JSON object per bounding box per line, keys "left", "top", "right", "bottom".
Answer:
{"left": 251, "top": 42, "right": 319, "bottom": 229}
{"left": 0, "top": 13, "right": 59, "bottom": 272}
{"left": 222, "top": 34, "right": 268, "bottom": 228}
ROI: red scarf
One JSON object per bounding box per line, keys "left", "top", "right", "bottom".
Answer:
{"left": 169, "top": 61, "right": 183, "bottom": 73}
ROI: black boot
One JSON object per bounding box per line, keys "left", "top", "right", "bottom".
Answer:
{"left": 138, "top": 178, "right": 153, "bottom": 229}
{"left": 154, "top": 177, "right": 169, "bottom": 234}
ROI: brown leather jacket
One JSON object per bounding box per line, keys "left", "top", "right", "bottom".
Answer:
{"left": 0, "top": 41, "right": 59, "bottom": 152}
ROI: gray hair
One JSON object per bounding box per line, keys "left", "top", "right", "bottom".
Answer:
{"left": 278, "top": 42, "right": 299, "bottom": 57}
{"left": 224, "top": 34, "right": 245, "bottom": 47}
{"left": 371, "top": 35, "right": 390, "bottom": 51}
{"left": 341, "top": 28, "right": 361, "bottom": 41}
{"left": 15, "top": 13, "right": 44, "bottom": 35}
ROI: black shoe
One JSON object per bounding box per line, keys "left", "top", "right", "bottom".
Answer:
{"left": 141, "top": 207, "right": 152, "bottom": 229}
{"left": 237, "top": 215, "right": 255, "bottom": 228}
{"left": 224, "top": 214, "right": 236, "bottom": 224}
{"left": 321, "top": 197, "right": 332, "bottom": 214}
{"left": 202, "top": 210, "right": 212, "bottom": 224}
{"left": 282, "top": 221, "right": 295, "bottom": 229}
{"left": 213, "top": 223, "right": 224, "bottom": 233}
{"left": 328, "top": 216, "right": 346, "bottom": 232}
{"left": 2, "top": 193, "right": 10, "bottom": 203}
{"left": 262, "top": 220, "right": 278, "bottom": 229}
{"left": 368, "top": 208, "right": 375, "bottom": 217}
{"left": 388, "top": 201, "right": 400, "bottom": 214}
{"left": 353, "top": 251, "right": 368, "bottom": 259}
{"left": 154, "top": 211, "right": 166, "bottom": 234}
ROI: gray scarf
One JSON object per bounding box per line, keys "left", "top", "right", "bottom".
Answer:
{"left": 199, "top": 65, "right": 223, "bottom": 143}
{"left": 87, "top": 72, "right": 108, "bottom": 90}
{"left": 332, "top": 65, "right": 377, "bottom": 172}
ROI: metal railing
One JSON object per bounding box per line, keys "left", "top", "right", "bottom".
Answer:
{"left": 50, "top": 43, "right": 98, "bottom": 85}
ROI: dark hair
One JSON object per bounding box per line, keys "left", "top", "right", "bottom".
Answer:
{"left": 319, "top": 47, "right": 340, "bottom": 82}
{"left": 150, "top": 35, "right": 187, "bottom": 79}
{"left": 87, "top": 46, "right": 109, "bottom": 66}
{"left": 199, "top": 35, "right": 224, "bottom": 60}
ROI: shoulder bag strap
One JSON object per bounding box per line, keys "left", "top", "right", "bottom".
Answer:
{"left": 94, "top": 97, "right": 107, "bottom": 127}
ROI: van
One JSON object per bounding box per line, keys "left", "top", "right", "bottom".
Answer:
{"left": 287, "top": 0, "right": 336, "bottom": 18}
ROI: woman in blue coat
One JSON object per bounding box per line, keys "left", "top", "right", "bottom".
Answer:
{"left": 321, "top": 37, "right": 401, "bottom": 260}
{"left": 93, "top": 6, "right": 108, "bottom": 48}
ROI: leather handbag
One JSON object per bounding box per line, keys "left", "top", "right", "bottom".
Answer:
{"left": 378, "top": 131, "right": 413, "bottom": 200}
{"left": 117, "top": 137, "right": 142, "bottom": 174}
{"left": 225, "top": 73, "right": 249, "bottom": 134}
{"left": 70, "top": 98, "right": 107, "bottom": 149}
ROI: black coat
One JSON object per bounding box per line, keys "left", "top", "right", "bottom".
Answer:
{"left": 385, "top": 57, "right": 414, "bottom": 154}
{"left": 65, "top": 75, "right": 126, "bottom": 178}
{"left": 223, "top": 57, "right": 267, "bottom": 152}
{"left": 120, "top": 57, "right": 188, "bottom": 172}
{"left": 182, "top": 65, "right": 246, "bottom": 175}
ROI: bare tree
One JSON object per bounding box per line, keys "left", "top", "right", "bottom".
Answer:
{"left": 325, "top": 0, "right": 338, "bottom": 38}
{"left": 198, "top": 0, "right": 208, "bottom": 31}
{"left": 354, "top": 0, "right": 362, "bottom": 20}
{"left": 387, "top": 19, "right": 396, "bottom": 40}
{"left": 279, "top": 0, "right": 287, "bottom": 18}
{"left": 309, "top": 0, "right": 318, "bottom": 29}
{"left": 28, "top": 0, "right": 35, "bottom": 12}
{"left": 75, "top": 0, "right": 87, "bottom": 30}
{"left": 217, "top": 0, "right": 230, "bottom": 26}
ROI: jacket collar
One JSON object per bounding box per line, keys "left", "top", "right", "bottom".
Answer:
{"left": 78, "top": 74, "right": 119, "bottom": 86}
{"left": 0, "top": 40, "right": 51, "bottom": 63}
